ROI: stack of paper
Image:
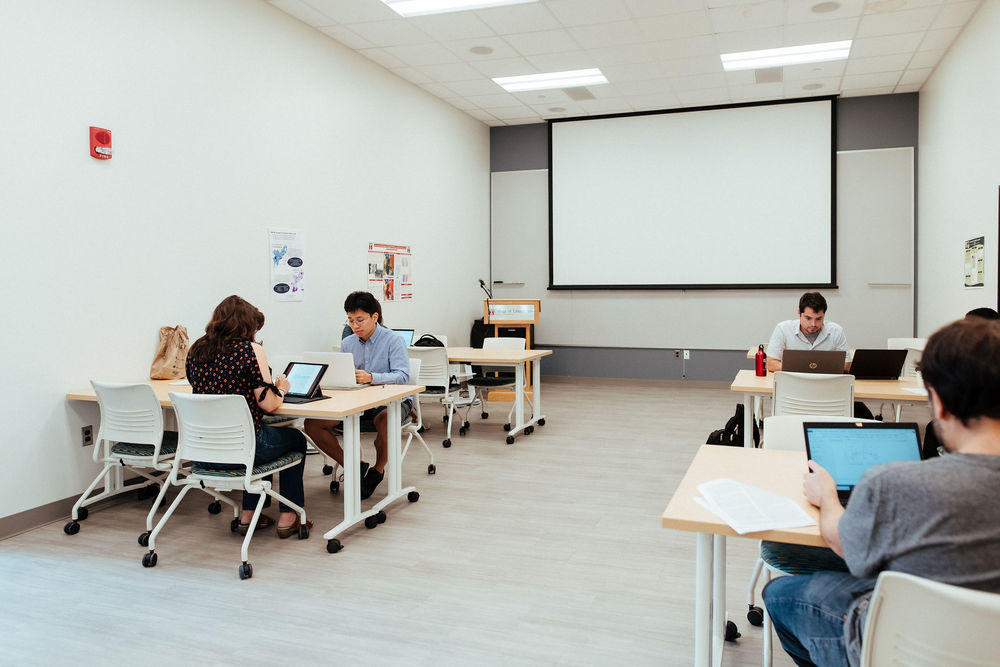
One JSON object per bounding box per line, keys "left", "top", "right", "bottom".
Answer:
{"left": 695, "top": 478, "right": 816, "bottom": 535}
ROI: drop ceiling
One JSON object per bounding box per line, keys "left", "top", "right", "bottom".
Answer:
{"left": 266, "top": 0, "right": 982, "bottom": 126}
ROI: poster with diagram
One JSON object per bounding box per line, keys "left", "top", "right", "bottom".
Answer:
{"left": 268, "top": 228, "right": 305, "bottom": 301}
{"left": 964, "top": 236, "right": 985, "bottom": 287}
{"left": 368, "top": 242, "right": 413, "bottom": 301}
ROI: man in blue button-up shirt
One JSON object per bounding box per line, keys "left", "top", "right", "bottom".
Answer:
{"left": 305, "top": 291, "right": 410, "bottom": 499}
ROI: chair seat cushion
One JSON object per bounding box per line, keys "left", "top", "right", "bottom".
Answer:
{"left": 422, "top": 385, "right": 461, "bottom": 395}
{"left": 192, "top": 451, "right": 304, "bottom": 477}
{"left": 761, "top": 540, "right": 849, "bottom": 575}
{"left": 111, "top": 441, "right": 177, "bottom": 457}
{"left": 466, "top": 377, "right": 514, "bottom": 387}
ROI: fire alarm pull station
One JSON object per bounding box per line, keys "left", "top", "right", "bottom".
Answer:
{"left": 90, "top": 126, "right": 112, "bottom": 159}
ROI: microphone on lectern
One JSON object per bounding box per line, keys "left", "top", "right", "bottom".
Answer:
{"left": 478, "top": 278, "right": 493, "bottom": 299}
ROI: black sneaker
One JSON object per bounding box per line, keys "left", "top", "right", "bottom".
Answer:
{"left": 360, "top": 467, "right": 384, "bottom": 500}
{"left": 360, "top": 460, "right": 369, "bottom": 479}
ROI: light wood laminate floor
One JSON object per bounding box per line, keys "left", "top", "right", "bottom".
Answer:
{"left": 0, "top": 378, "right": 929, "bottom": 666}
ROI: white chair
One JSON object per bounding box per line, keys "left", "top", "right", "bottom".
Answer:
{"left": 458, "top": 337, "right": 529, "bottom": 437}
{"left": 772, "top": 371, "right": 855, "bottom": 418}
{"left": 748, "top": 414, "right": 876, "bottom": 666}
{"left": 143, "top": 393, "right": 309, "bottom": 580}
{"left": 887, "top": 338, "right": 927, "bottom": 420}
{"left": 64, "top": 381, "right": 178, "bottom": 537}
{"left": 408, "top": 346, "right": 463, "bottom": 448}
{"left": 861, "top": 571, "right": 1000, "bottom": 667}
{"left": 402, "top": 358, "right": 435, "bottom": 474}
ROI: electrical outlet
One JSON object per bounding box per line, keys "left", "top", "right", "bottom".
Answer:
{"left": 674, "top": 350, "right": 680, "bottom": 358}
{"left": 683, "top": 349, "right": 690, "bottom": 360}
{"left": 81, "top": 425, "right": 93, "bottom": 447}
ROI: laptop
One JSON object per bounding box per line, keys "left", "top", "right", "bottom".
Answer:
{"left": 781, "top": 349, "right": 846, "bottom": 374}
{"left": 392, "top": 328, "right": 415, "bottom": 346}
{"left": 279, "top": 362, "right": 328, "bottom": 404}
{"left": 847, "top": 349, "right": 908, "bottom": 380}
{"left": 803, "top": 421, "right": 922, "bottom": 505}
{"left": 301, "top": 351, "right": 367, "bottom": 390}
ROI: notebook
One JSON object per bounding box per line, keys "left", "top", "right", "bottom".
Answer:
{"left": 803, "top": 421, "right": 922, "bottom": 505}
{"left": 280, "top": 362, "right": 328, "bottom": 404}
{"left": 847, "top": 349, "right": 908, "bottom": 380}
{"left": 301, "top": 351, "right": 367, "bottom": 390}
{"left": 392, "top": 328, "right": 415, "bottom": 346}
{"left": 781, "top": 349, "right": 846, "bottom": 374}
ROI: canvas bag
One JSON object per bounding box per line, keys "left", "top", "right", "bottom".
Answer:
{"left": 150, "top": 325, "right": 189, "bottom": 379}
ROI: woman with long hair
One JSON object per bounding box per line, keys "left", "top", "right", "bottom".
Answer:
{"left": 186, "top": 295, "right": 309, "bottom": 537}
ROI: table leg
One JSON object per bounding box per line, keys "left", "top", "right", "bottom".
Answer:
{"left": 531, "top": 357, "right": 544, "bottom": 425}
{"left": 695, "top": 532, "right": 714, "bottom": 667}
{"left": 372, "top": 399, "right": 419, "bottom": 515}
{"left": 713, "top": 535, "right": 727, "bottom": 667}
{"left": 323, "top": 414, "right": 364, "bottom": 541}
{"left": 743, "top": 392, "right": 754, "bottom": 448}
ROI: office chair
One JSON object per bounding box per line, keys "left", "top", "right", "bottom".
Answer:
{"left": 772, "top": 372, "right": 854, "bottom": 418}
{"left": 457, "top": 337, "right": 529, "bottom": 438}
{"left": 408, "top": 346, "right": 463, "bottom": 448}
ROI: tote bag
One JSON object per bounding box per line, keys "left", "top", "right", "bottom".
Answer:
{"left": 150, "top": 325, "right": 189, "bottom": 380}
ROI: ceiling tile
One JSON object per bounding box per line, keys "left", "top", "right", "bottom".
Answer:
{"left": 568, "top": 20, "right": 644, "bottom": 49}
{"left": 442, "top": 36, "right": 520, "bottom": 60}
{"left": 714, "top": 27, "right": 783, "bottom": 53}
{"left": 474, "top": 3, "right": 562, "bottom": 34}
{"left": 850, "top": 32, "right": 924, "bottom": 57}
{"left": 782, "top": 17, "right": 859, "bottom": 45}
{"left": 586, "top": 43, "right": 660, "bottom": 66}
{"left": 653, "top": 35, "right": 720, "bottom": 60}
{"left": 783, "top": 59, "right": 846, "bottom": 80}
{"left": 676, "top": 88, "right": 731, "bottom": 107}
{"left": 931, "top": 1, "right": 981, "bottom": 29}
{"left": 268, "top": 0, "right": 335, "bottom": 27}
{"left": 658, "top": 55, "right": 724, "bottom": 77}
{"left": 577, "top": 97, "right": 633, "bottom": 113}
{"left": 503, "top": 116, "right": 546, "bottom": 125}
{"left": 908, "top": 48, "right": 946, "bottom": 68}
{"left": 319, "top": 25, "right": 374, "bottom": 49}
{"left": 668, "top": 72, "right": 727, "bottom": 91}
{"left": 408, "top": 12, "right": 496, "bottom": 41}
{"left": 723, "top": 69, "right": 756, "bottom": 86}
{"left": 613, "top": 77, "right": 671, "bottom": 95}
{"left": 466, "top": 92, "right": 524, "bottom": 108}
{"left": 514, "top": 89, "right": 575, "bottom": 105}
{"left": 305, "top": 0, "right": 396, "bottom": 23}
{"left": 382, "top": 42, "right": 459, "bottom": 66}
{"left": 898, "top": 67, "right": 933, "bottom": 85}
{"left": 786, "top": 0, "right": 865, "bottom": 24}
{"left": 464, "top": 108, "right": 499, "bottom": 123}
{"left": 729, "top": 81, "right": 785, "bottom": 101}
{"left": 626, "top": 0, "right": 709, "bottom": 18}
{"left": 358, "top": 47, "right": 407, "bottom": 69}
{"left": 841, "top": 71, "right": 902, "bottom": 89}
{"left": 347, "top": 19, "right": 432, "bottom": 47}
{"left": 546, "top": 0, "right": 632, "bottom": 26}
{"left": 391, "top": 66, "right": 433, "bottom": 84}
{"left": 636, "top": 10, "right": 714, "bottom": 41}
{"left": 443, "top": 97, "right": 478, "bottom": 110}
{"left": 602, "top": 62, "right": 665, "bottom": 83}
{"left": 845, "top": 53, "right": 913, "bottom": 75}
{"left": 469, "top": 56, "right": 538, "bottom": 78}
{"left": 445, "top": 78, "right": 509, "bottom": 96}
{"left": 709, "top": 0, "right": 784, "bottom": 33}
{"left": 503, "top": 29, "right": 580, "bottom": 56}
{"left": 419, "top": 82, "right": 456, "bottom": 97}
{"left": 839, "top": 86, "right": 895, "bottom": 97}
{"left": 627, "top": 91, "right": 683, "bottom": 110}
{"left": 783, "top": 76, "right": 843, "bottom": 96}
{"left": 526, "top": 51, "right": 598, "bottom": 72}
{"left": 856, "top": 6, "right": 939, "bottom": 37}
{"left": 921, "top": 26, "right": 962, "bottom": 50}
{"left": 488, "top": 103, "right": 538, "bottom": 118}
{"left": 418, "top": 61, "right": 485, "bottom": 81}
{"left": 893, "top": 83, "right": 922, "bottom": 93}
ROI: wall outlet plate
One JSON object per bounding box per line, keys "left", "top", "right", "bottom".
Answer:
{"left": 683, "top": 350, "right": 690, "bottom": 360}
{"left": 81, "top": 425, "right": 93, "bottom": 447}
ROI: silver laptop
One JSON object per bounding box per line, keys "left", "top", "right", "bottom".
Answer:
{"left": 782, "top": 349, "right": 846, "bottom": 374}
{"left": 302, "top": 351, "right": 367, "bottom": 390}
{"left": 392, "top": 328, "right": 415, "bottom": 346}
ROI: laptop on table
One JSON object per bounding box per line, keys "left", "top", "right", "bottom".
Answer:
{"left": 781, "top": 349, "right": 846, "bottom": 374}
{"left": 279, "top": 362, "right": 328, "bottom": 404}
{"left": 847, "top": 349, "right": 908, "bottom": 380}
{"left": 301, "top": 351, "right": 368, "bottom": 390}
{"left": 803, "top": 421, "right": 922, "bottom": 505}
{"left": 392, "top": 328, "right": 415, "bottom": 346}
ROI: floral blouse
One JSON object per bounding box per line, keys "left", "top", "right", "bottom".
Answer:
{"left": 186, "top": 340, "right": 266, "bottom": 433}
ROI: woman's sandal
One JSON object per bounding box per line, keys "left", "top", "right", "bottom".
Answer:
{"left": 276, "top": 516, "right": 313, "bottom": 539}
{"left": 238, "top": 514, "right": 274, "bottom": 536}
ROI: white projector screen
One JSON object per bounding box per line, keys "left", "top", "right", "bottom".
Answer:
{"left": 549, "top": 98, "right": 835, "bottom": 289}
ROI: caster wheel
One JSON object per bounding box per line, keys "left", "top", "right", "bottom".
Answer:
{"left": 463, "top": 420, "right": 470, "bottom": 429}
{"left": 376, "top": 510, "right": 387, "bottom": 524}
{"left": 525, "top": 426, "right": 534, "bottom": 435}
{"left": 427, "top": 464, "right": 436, "bottom": 474}
{"left": 364, "top": 515, "right": 379, "bottom": 529}
{"left": 327, "top": 539, "right": 343, "bottom": 553}
{"left": 141, "top": 551, "right": 158, "bottom": 568}
{"left": 77, "top": 507, "right": 89, "bottom": 521}
{"left": 136, "top": 486, "right": 153, "bottom": 501}
{"left": 442, "top": 439, "right": 451, "bottom": 448}
{"left": 329, "top": 480, "right": 340, "bottom": 494}
{"left": 442, "top": 415, "right": 448, "bottom": 423}
{"left": 407, "top": 491, "right": 420, "bottom": 502}
{"left": 459, "top": 427, "right": 467, "bottom": 436}
{"left": 506, "top": 435, "right": 515, "bottom": 445}
{"left": 239, "top": 562, "right": 253, "bottom": 580}
{"left": 481, "top": 412, "right": 489, "bottom": 419}
{"left": 538, "top": 418, "right": 546, "bottom": 426}
{"left": 747, "top": 606, "right": 764, "bottom": 627}
{"left": 138, "top": 531, "right": 150, "bottom": 547}
{"left": 230, "top": 518, "right": 240, "bottom": 533}
{"left": 724, "top": 620, "right": 741, "bottom": 642}
{"left": 503, "top": 423, "right": 511, "bottom": 432}
{"left": 64, "top": 521, "right": 80, "bottom": 535}
{"left": 208, "top": 501, "right": 222, "bottom": 515}
{"left": 299, "top": 522, "right": 310, "bottom": 539}
{"left": 322, "top": 464, "right": 334, "bottom": 475}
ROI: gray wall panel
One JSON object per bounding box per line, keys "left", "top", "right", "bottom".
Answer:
{"left": 539, "top": 346, "right": 751, "bottom": 381}
{"left": 490, "top": 124, "right": 548, "bottom": 172}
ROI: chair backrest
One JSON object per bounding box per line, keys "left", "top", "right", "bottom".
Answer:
{"left": 772, "top": 372, "right": 855, "bottom": 417}
{"left": 168, "top": 393, "right": 255, "bottom": 469}
{"left": 762, "top": 414, "right": 877, "bottom": 451}
{"left": 900, "top": 347, "right": 922, "bottom": 378}
{"left": 861, "top": 571, "right": 1000, "bottom": 667}
{"left": 91, "top": 381, "right": 164, "bottom": 447}
{"left": 408, "top": 358, "right": 423, "bottom": 425}
{"left": 483, "top": 337, "right": 526, "bottom": 351}
{"left": 407, "top": 347, "right": 451, "bottom": 392}
{"left": 887, "top": 337, "right": 927, "bottom": 351}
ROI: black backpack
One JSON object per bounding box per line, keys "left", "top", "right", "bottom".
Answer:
{"left": 707, "top": 404, "right": 760, "bottom": 447}
{"left": 412, "top": 334, "right": 444, "bottom": 347}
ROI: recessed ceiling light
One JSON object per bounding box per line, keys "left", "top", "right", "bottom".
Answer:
{"left": 548, "top": 107, "right": 566, "bottom": 112}
{"left": 469, "top": 46, "right": 493, "bottom": 55}
{"left": 381, "top": 0, "right": 538, "bottom": 17}
{"left": 492, "top": 68, "right": 608, "bottom": 92}
{"left": 721, "top": 41, "right": 851, "bottom": 71}
{"left": 811, "top": 1, "right": 840, "bottom": 13}
{"left": 803, "top": 83, "right": 823, "bottom": 90}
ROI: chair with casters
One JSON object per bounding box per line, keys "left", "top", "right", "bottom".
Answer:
{"left": 64, "top": 381, "right": 181, "bottom": 537}
{"left": 143, "top": 393, "right": 309, "bottom": 580}
{"left": 861, "top": 570, "right": 1000, "bottom": 667}
{"left": 408, "top": 346, "right": 463, "bottom": 448}
{"left": 457, "top": 337, "right": 529, "bottom": 437}
{"left": 772, "top": 371, "right": 855, "bottom": 418}
{"left": 887, "top": 337, "right": 927, "bottom": 420}
{"left": 747, "top": 414, "right": 876, "bottom": 666}
{"left": 401, "top": 358, "right": 435, "bottom": 474}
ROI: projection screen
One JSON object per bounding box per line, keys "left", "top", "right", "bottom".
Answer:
{"left": 549, "top": 97, "right": 836, "bottom": 289}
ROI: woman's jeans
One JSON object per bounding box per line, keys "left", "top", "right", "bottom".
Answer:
{"left": 242, "top": 425, "right": 307, "bottom": 513}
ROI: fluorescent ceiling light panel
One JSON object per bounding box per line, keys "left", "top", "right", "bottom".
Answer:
{"left": 382, "top": 0, "right": 538, "bottom": 17}
{"left": 721, "top": 40, "right": 852, "bottom": 71}
{"left": 493, "top": 68, "right": 608, "bottom": 92}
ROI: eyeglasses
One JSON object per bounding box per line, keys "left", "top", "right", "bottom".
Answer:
{"left": 347, "top": 315, "right": 374, "bottom": 326}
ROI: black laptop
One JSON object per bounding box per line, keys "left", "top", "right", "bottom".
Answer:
{"left": 781, "top": 349, "right": 846, "bottom": 374}
{"left": 280, "top": 361, "right": 328, "bottom": 404}
{"left": 847, "top": 349, "right": 908, "bottom": 380}
{"left": 803, "top": 421, "right": 922, "bottom": 505}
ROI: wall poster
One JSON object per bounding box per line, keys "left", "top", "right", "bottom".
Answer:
{"left": 268, "top": 228, "right": 305, "bottom": 301}
{"left": 368, "top": 242, "right": 413, "bottom": 301}
{"left": 964, "top": 235, "right": 985, "bottom": 288}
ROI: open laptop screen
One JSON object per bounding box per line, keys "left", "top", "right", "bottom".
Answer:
{"left": 803, "top": 422, "right": 922, "bottom": 492}
{"left": 393, "top": 329, "right": 415, "bottom": 346}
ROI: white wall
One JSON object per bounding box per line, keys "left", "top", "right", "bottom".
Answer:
{"left": 0, "top": 0, "right": 489, "bottom": 519}
{"left": 917, "top": 0, "right": 1000, "bottom": 334}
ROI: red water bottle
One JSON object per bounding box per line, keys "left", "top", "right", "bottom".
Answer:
{"left": 755, "top": 344, "right": 767, "bottom": 377}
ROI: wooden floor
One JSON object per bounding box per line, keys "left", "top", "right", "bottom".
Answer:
{"left": 0, "top": 378, "right": 928, "bottom": 666}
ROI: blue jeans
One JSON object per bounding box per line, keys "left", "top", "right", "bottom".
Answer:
{"left": 762, "top": 571, "right": 877, "bottom": 667}
{"left": 242, "top": 425, "right": 307, "bottom": 513}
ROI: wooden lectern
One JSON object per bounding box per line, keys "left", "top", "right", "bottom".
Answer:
{"left": 482, "top": 299, "right": 541, "bottom": 402}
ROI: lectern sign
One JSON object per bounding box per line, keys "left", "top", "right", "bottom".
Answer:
{"left": 484, "top": 299, "right": 541, "bottom": 325}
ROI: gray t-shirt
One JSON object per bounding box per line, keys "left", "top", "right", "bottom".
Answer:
{"left": 838, "top": 453, "right": 1000, "bottom": 665}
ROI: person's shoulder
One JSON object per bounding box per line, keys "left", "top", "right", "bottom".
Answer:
{"left": 824, "top": 320, "right": 845, "bottom": 334}
{"left": 772, "top": 319, "right": 797, "bottom": 334}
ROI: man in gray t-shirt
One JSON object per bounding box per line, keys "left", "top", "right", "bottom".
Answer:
{"left": 763, "top": 317, "right": 1000, "bottom": 667}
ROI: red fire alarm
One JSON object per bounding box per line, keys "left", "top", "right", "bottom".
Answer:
{"left": 90, "top": 126, "right": 112, "bottom": 159}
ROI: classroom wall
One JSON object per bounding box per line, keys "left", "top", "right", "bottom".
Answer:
{"left": 0, "top": 0, "right": 489, "bottom": 523}
{"left": 916, "top": 0, "right": 1000, "bottom": 333}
